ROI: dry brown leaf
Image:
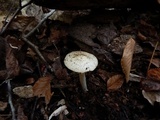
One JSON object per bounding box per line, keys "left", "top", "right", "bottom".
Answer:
{"left": 141, "top": 80, "right": 160, "bottom": 91}
{"left": 147, "top": 68, "right": 160, "bottom": 82}
{"left": 0, "top": 101, "right": 7, "bottom": 111}
{"left": 142, "top": 90, "right": 160, "bottom": 105}
{"left": 33, "top": 75, "right": 53, "bottom": 104}
{"left": 48, "top": 27, "right": 67, "bottom": 44}
{"left": 8, "top": 16, "right": 37, "bottom": 33}
{"left": 107, "top": 74, "right": 124, "bottom": 91}
{"left": 121, "top": 38, "right": 135, "bottom": 82}
{"left": 137, "top": 32, "right": 147, "bottom": 41}
{"left": 13, "top": 85, "right": 33, "bottom": 98}
{"left": 17, "top": 105, "right": 28, "bottom": 120}
{"left": 0, "top": 36, "right": 20, "bottom": 80}
{"left": 6, "top": 42, "right": 20, "bottom": 78}
{"left": 150, "top": 58, "right": 160, "bottom": 67}
{"left": 97, "top": 69, "right": 111, "bottom": 82}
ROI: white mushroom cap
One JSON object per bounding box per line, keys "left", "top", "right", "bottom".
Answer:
{"left": 64, "top": 51, "right": 98, "bottom": 73}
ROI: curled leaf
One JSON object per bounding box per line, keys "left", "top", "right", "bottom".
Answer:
{"left": 121, "top": 38, "right": 135, "bottom": 82}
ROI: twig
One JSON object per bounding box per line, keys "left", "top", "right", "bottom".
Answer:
{"left": 24, "top": 9, "right": 55, "bottom": 38}
{"left": 147, "top": 41, "right": 159, "bottom": 71}
{"left": 21, "top": 9, "right": 56, "bottom": 72}
{"left": 0, "top": 2, "right": 15, "bottom": 32}
{"left": 22, "top": 37, "right": 47, "bottom": 63}
{"left": 7, "top": 79, "right": 16, "bottom": 120}
{"left": 21, "top": 37, "right": 53, "bottom": 72}
{"left": 0, "top": 0, "right": 33, "bottom": 35}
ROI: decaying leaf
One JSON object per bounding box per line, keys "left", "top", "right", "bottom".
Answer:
{"left": 6, "top": 41, "right": 20, "bottom": 78}
{"left": 52, "top": 58, "right": 70, "bottom": 80}
{"left": 108, "top": 35, "right": 142, "bottom": 55}
{"left": 21, "top": 1, "right": 43, "bottom": 21}
{"left": 0, "top": 101, "right": 7, "bottom": 111}
{"left": 98, "top": 69, "right": 111, "bottom": 82}
{"left": 48, "top": 27, "right": 67, "bottom": 44}
{"left": 149, "top": 58, "right": 160, "bottom": 67}
{"left": 0, "top": 37, "right": 18, "bottom": 80}
{"left": 121, "top": 38, "right": 135, "bottom": 82}
{"left": 141, "top": 80, "right": 160, "bottom": 91}
{"left": 107, "top": 74, "right": 124, "bottom": 91}
{"left": 142, "top": 90, "right": 160, "bottom": 105}
{"left": 141, "top": 68, "right": 160, "bottom": 91}
{"left": 13, "top": 85, "right": 33, "bottom": 98}
{"left": 137, "top": 32, "right": 147, "bottom": 41}
{"left": 17, "top": 105, "right": 28, "bottom": 120}
{"left": 8, "top": 16, "right": 38, "bottom": 34}
{"left": 147, "top": 68, "right": 160, "bottom": 82}
{"left": 68, "top": 23, "right": 99, "bottom": 47}
{"left": 33, "top": 75, "right": 53, "bottom": 104}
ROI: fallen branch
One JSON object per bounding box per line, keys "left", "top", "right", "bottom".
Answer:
{"left": 7, "top": 79, "right": 16, "bottom": 120}
{"left": 21, "top": 9, "right": 56, "bottom": 72}
{"left": 24, "top": 9, "right": 55, "bottom": 38}
{"left": 0, "top": 0, "right": 33, "bottom": 35}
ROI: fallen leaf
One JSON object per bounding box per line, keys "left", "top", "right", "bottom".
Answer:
{"left": 97, "top": 69, "right": 111, "bottom": 82}
{"left": 33, "top": 75, "right": 53, "bottom": 104}
{"left": 108, "top": 35, "right": 142, "bottom": 55}
{"left": 26, "top": 77, "right": 35, "bottom": 84}
{"left": 21, "top": 1, "right": 43, "bottom": 21}
{"left": 137, "top": 32, "right": 147, "bottom": 41}
{"left": 8, "top": 16, "right": 38, "bottom": 34}
{"left": 96, "top": 24, "right": 117, "bottom": 45}
{"left": 48, "top": 27, "right": 67, "bottom": 44}
{"left": 6, "top": 35, "right": 24, "bottom": 49}
{"left": 121, "top": 38, "right": 135, "bottom": 82}
{"left": 142, "top": 90, "right": 160, "bottom": 105}
{"left": 68, "top": 23, "right": 99, "bottom": 47}
{"left": 120, "top": 25, "right": 133, "bottom": 33}
{"left": 0, "top": 15, "right": 5, "bottom": 29}
{"left": 147, "top": 68, "right": 160, "bottom": 82}
{"left": 6, "top": 41, "right": 20, "bottom": 78}
{"left": 52, "top": 58, "right": 70, "bottom": 80}
{"left": 17, "top": 105, "right": 28, "bottom": 120}
{"left": 139, "top": 20, "right": 157, "bottom": 37}
{"left": 107, "top": 74, "right": 124, "bottom": 91}
{"left": 27, "top": 48, "right": 36, "bottom": 59}
{"left": 141, "top": 80, "right": 160, "bottom": 91}
{"left": 141, "top": 68, "right": 160, "bottom": 92}
{"left": 42, "top": 51, "right": 59, "bottom": 63}
{"left": 13, "top": 85, "right": 33, "bottom": 98}
{"left": 0, "top": 101, "right": 7, "bottom": 111}
{"left": 149, "top": 58, "right": 160, "bottom": 67}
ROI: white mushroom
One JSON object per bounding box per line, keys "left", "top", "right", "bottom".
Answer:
{"left": 64, "top": 51, "right": 98, "bottom": 92}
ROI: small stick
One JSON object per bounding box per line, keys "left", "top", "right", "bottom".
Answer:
{"left": 7, "top": 79, "right": 16, "bottom": 120}
{"left": 0, "top": 0, "right": 33, "bottom": 35}
{"left": 24, "top": 9, "right": 55, "bottom": 38}
{"left": 147, "top": 41, "right": 159, "bottom": 71}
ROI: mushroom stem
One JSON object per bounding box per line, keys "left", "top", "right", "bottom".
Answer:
{"left": 79, "top": 73, "right": 88, "bottom": 92}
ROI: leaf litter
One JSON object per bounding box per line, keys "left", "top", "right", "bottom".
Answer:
{"left": 1, "top": 4, "right": 160, "bottom": 120}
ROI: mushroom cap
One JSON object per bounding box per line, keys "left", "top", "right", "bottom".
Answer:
{"left": 64, "top": 51, "right": 98, "bottom": 73}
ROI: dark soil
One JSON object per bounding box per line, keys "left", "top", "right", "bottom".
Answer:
{"left": 0, "top": 7, "right": 160, "bottom": 120}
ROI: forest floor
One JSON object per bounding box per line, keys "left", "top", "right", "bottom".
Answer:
{"left": 0, "top": 3, "right": 160, "bottom": 120}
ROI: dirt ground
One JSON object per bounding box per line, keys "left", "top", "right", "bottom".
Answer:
{"left": 0, "top": 3, "right": 160, "bottom": 120}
